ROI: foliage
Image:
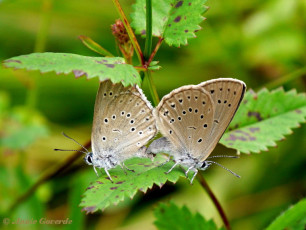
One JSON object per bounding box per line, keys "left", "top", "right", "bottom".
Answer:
{"left": 265, "top": 198, "right": 306, "bottom": 230}
{"left": 131, "top": 0, "right": 208, "bottom": 47}
{"left": 81, "top": 156, "right": 184, "bottom": 213}
{"left": 3, "top": 53, "right": 141, "bottom": 86}
{"left": 154, "top": 202, "right": 223, "bottom": 230}
{"left": 0, "top": 92, "right": 48, "bottom": 150}
{"left": 0, "top": 0, "right": 305, "bottom": 229}
{"left": 221, "top": 88, "right": 306, "bottom": 153}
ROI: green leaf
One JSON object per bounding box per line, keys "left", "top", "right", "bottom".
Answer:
{"left": 3, "top": 53, "right": 141, "bottom": 86}
{"left": 0, "top": 96, "right": 49, "bottom": 150}
{"left": 65, "top": 171, "right": 94, "bottom": 230}
{"left": 148, "top": 61, "right": 162, "bottom": 70}
{"left": 12, "top": 160, "right": 45, "bottom": 220}
{"left": 154, "top": 202, "right": 223, "bottom": 230}
{"left": 80, "top": 156, "right": 184, "bottom": 213}
{"left": 220, "top": 88, "right": 306, "bottom": 153}
{"left": 265, "top": 198, "right": 306, "bottom": 230}
{"left": 131, "top": 0, "right": 208, "bottom": 47}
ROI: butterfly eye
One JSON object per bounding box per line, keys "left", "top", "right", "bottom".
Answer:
{"left": 201, "top": 161, "right": 208, "bottom": 169}
{"left": 87, "top": 155, "right": 92, "bottom": 164}
{"left": 84, "top": 153, "right": 93, "bottom": 165}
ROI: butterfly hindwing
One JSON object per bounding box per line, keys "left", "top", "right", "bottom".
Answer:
{"left": 198, "top": 78, "right": 246, "bottom": 160}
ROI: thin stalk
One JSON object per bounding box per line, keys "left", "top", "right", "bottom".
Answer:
{"left": 145, "top": 71, "right": 160, "bottom": 106}
{"left": 261, "top": 67, "right": 306, "bottom": 90}
{"left": 26, "top": 0, "right": 52, "bottom": 109}
{"left": 197, "top": 173, "right": 231, "bottom": 230}
{"left": 148, "top": 37, "right": 164, "bottom": 65}
{"left": 34, "top": 0, "right": 52, "bottom": 53}
{"left": 7, "top": 140, "right": 91, "bottom": 215}
{"left": 135, "top": 66, "right": 147, "bottom": 72}
{"left": 144, "top": 0, "right": 152, "bottom": 60}
{"left": 142, "top": 0, "right": 159, "bottom": 105}
{"left": 112, "top": 0, "right": 144, "bottom": 65}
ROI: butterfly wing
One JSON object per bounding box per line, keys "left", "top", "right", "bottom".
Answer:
{"left": 155, "top": 85, "right": 215, "bottom": 159}
{"left": 92, "top": 80, "right": 157, "bottom": 160}
{"left": 198, "top": 78, "right": 246, "bottom": 161}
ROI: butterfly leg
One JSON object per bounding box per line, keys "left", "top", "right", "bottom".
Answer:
{"left": 93, "top": 166, "right": 99, "bottom": 177}
{"left": 158, "top": 155, "right": 171, "bottom": 167}
{"left": 190, "top": 168, "right": 198, "bottom": 184}
{"left": 165, "top": 161, "right": 179, "bottom": 174}
{"left": 104, "top": 168, "right": 114, "bottom": 183}
{"left": 119, "top": 163, "right": 128, "bottom": 175}
{"left": 185, "top": 166, "right": 194, "bottom": 178}
{"left": 123, "top": 162, "right": 135, "bottom": 173}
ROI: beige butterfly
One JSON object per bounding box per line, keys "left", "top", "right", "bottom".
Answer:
{"left": 147, "top": 78, "right": 246, "bottom": 183}
{"left": 85, "top": 80, "right": 157, "bottom": 181}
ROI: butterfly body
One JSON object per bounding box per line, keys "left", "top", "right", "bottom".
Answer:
{"left": 147, "top": 78, "right": 246, "bottom": 183}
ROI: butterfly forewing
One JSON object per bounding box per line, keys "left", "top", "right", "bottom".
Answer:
{"left": 155, "top": 86, "right": 215, "bottom": 158}
{"left": 198, "top": 78, "right": 246, "bottom": 160}
{"left": 92, "top": 80, "right": 157, "bottom": 160}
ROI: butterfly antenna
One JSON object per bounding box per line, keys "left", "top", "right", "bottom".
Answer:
{"left": 207, "top": 155, "right": 239, "bottom": 159}
{"left": 206, "top": 160, "right": 241, "bottom": 178}
{"left": 54, "top": 149, "right": 88, "bottom": 154}
{"left": 61, "top": 132, "right": 89, "bottom": 153}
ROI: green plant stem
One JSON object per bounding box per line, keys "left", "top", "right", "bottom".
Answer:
{"left": 112, "top": 0, "right": 144, "bottom": 65}
{"left": 26, "top": 0, "right": 52, "bottom": 109}
{"left": 146, "top": 71, "right": 160, "bottom": 106}
{"left": 34, "top": 0, "right": 52, "bottom": 53}
{"left": 261, "top": 67, "right": 306, "bottom": 90}
{"left": 144, "top": 0, "right": 152, "bottom": 60}
{"left": 197, "top": 173, "right": 231, "bottom": 230}
{"left": 7, "top": 140, "right": 91, "bottom": 215}
{"left": 141, "top": 0, "right": 159, "bottom": 105}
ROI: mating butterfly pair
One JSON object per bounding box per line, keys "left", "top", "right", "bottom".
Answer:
{"left": 61, "top": 78, "right": 246, "bottom": 183}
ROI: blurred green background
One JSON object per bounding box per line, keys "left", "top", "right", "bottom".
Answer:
{"left": 0, "top": 0, "right": 305, "bottom": 229}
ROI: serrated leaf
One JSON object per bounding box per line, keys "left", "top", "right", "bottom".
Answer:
{"left": 154, "top": 202, "right": 224, "bottom": 230}
{"left": 265, "top": 198, "right": 306, "bottom": 230}
{"left": 220, "top": 88, "right": 306, "bottom": 153}
{"left": 80, "top": 156, "right": 184, "bottom": 214}
{"left": 3, "top": 53, "right": 141, "bottom": 86}
{"left": 131, "top": 0, "right": 208, "bottom": 47}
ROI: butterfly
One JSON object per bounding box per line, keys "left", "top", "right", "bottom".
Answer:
{"left": 147, "top": 78, "right": 246, "bottom": 183}
{"left": 56, "top": 80, "right": 157, "bottom": 182}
